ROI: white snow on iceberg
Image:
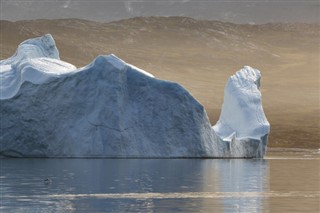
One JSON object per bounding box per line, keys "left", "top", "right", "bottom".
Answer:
{"left": 0, "top": 34, "right": 270, "bottom": 158}
{"left": 213, "top": 66, "right": 270, "bottom": 157}
{"left": 0, "top": 34, "right": 77, "bottom": 100}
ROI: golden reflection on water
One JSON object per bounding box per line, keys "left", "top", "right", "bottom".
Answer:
{"left": 266, "top": 149, "right": 320, "bottom": 213}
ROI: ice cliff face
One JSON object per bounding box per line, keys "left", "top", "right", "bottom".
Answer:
{"left": 0, "top": 34, "right": 269, "bottom": 158}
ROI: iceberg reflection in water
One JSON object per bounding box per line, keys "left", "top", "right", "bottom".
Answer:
{"left": 0, "top": 158, "right": 269, "bottom": 212}
{"left": 213, "top": 159, "right": 269, "bottom": 212}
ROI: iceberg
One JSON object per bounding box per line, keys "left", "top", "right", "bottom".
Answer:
{"left": 0, "top": 34, "right": 270, "bottom": 158}
{"left": 213, "top": 66, "right": 270, "bottom": 158}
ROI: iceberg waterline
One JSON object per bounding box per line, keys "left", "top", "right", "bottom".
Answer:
{"left": 0, "top": 34, "right": 270, "bottom": 158}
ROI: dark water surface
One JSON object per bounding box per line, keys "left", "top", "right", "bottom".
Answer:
{"left": 0, "top": 149, "right": 319, "bottom": 212}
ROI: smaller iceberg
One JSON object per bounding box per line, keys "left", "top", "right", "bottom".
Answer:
{"left": 213, "top": 66, "right": 270, "bottom": 157}
{"left": 0, "top": 34, "right": 270, "bottom": 158}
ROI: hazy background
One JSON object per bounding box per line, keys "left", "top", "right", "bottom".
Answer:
{"left": 1, "top": 0, "right": 319, "bottom": 24}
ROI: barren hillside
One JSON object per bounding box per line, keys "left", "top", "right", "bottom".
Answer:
{"left": 1, "top": 17, "right": 319, "bottom": 148}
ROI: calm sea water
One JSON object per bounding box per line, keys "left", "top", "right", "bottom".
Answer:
{"left": 0, "top": 149, "right": 319, "bottom": 213}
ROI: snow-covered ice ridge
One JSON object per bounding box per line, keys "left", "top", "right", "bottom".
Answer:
{"left": 0, "top": 34, "right": 270, "bottom": 158}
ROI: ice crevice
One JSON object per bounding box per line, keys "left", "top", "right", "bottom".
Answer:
{"left": 87, "top": 119, "right": 133, "bottom": 133}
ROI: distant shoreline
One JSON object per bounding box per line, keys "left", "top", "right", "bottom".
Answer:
{"left": 1, "top": 16, "right": 320, "bottom": 26}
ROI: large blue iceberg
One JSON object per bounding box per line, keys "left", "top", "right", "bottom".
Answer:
{"left": 0, "top": 34, "right": 270, "bottom": 158}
